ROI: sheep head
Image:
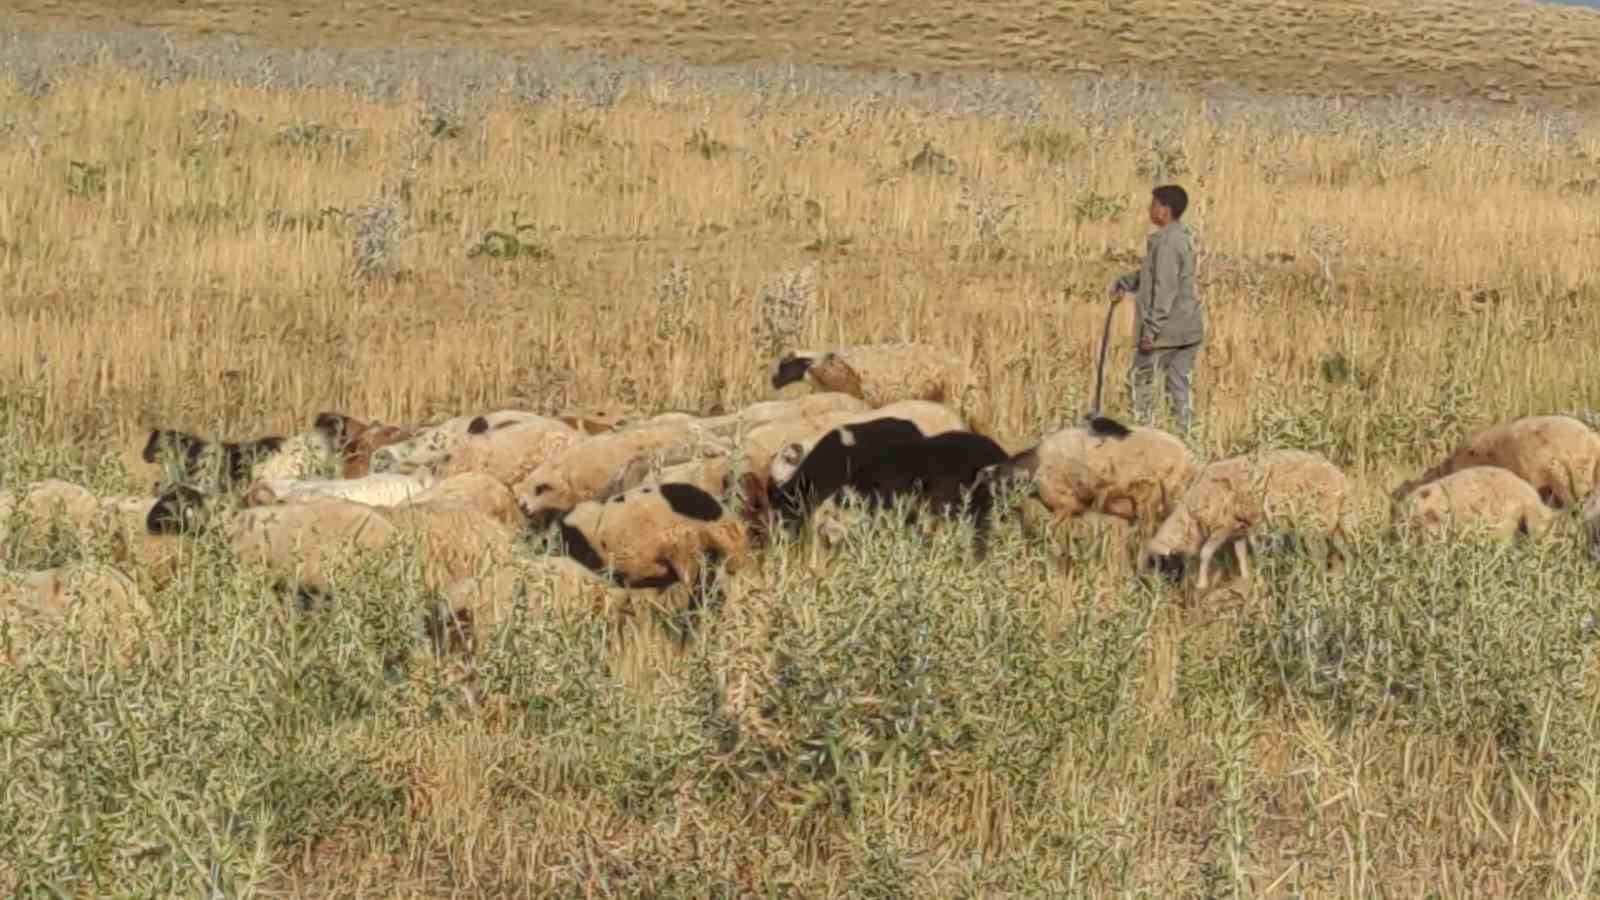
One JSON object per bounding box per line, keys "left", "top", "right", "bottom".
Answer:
{"left": 1141, "top": 504, "right": 1202, "bottom": 580}
{"left": 515, "top": 468, "right": 578, "bottom": 530}
{"left": 145, "top": 485, "right": 213, "bottom": 536}
{"left": 771, "top": 352, "right": 819, "bottom": 390}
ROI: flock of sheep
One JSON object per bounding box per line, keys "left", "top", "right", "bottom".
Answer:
{"left": 4, "top": 341, "right": 1600, "bottom": 667}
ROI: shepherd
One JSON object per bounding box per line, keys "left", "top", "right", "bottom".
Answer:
{"left": 1109, "top": 184, "right": 1203, "bottom": 434}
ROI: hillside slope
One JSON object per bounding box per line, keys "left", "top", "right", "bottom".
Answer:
{"left": 7, "top": 0, "right": 1600, "bottom": 109}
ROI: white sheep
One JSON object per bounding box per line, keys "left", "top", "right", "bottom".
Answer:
{"left": 370, "top": 409, "right": 545, "bottom": 473}
{"left": 242, "top": 471, "right": 440, "bottom": 509}
{"left": 1394, "top": 414, "right": 1600, "bottom": 510}
{"left": 771, "top": 343, "right": 990, "bottom": 433}
{"left": 1392, "top": 465, "right": 1554, "bottom": 541}
{"left": 1144, "top": 448, "right": 1354, "bottom": 591}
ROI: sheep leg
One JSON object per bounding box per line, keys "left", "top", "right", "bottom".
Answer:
{"left": 1196, "top": 531, "right": 1231, "bottom": 592}
{"left": 1233, "top": 536, "right": 1252, "bottom": 589}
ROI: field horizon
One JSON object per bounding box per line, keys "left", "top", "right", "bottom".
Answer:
{"left": 3, "top": 8, "right": 1600, "bottom": 898}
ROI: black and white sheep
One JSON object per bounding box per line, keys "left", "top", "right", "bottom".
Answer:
{"left": 558, "top": 481, "right": 750, "bottom": 591}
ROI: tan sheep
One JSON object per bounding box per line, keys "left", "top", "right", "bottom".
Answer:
{"left": 1143, "top": 449, "right": 1353, "bottom": 591}
{"left": 1393, "top": 414, "right": 1600, "bottom": 509}
{"left": 430, "top": 417, "right": 585, "bottom": 489}
{"left": 559, "top": 481, "right": 750, "bottom": 590}
{"left": 0, "top": 562, "right": 158, "bottom": 667}
{"left": 402, "top": 472, "right": 528, "bottom": 531}
{"left": 985, "top": 421, "right": 1198, "bottom": 527}
{"left": 690, "top": 392, "right": 871, "bottom": 438}
{"left": 1392, "top": 465, "right": 1553, "bottom": 541}
{"left": 771, "top": 343, "right": 990, "bottom": 434}
{"left": 226, "top": 498, "right": 401, "bottom": 597}
{"left": 0, "top": 479, "right": 104, "bottom": 551}
{"left": 432, "top": 556, "right": 683, "bottom": 656}
{"left": 99, "top": 493, "right": 197, "bottom": 589}
{"left": 513, "top": 420, "right": 732, "bottom": 527}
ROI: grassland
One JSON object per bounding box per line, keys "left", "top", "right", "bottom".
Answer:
{"left": 2, "top": 10, "right": 1600, "bottom": 898}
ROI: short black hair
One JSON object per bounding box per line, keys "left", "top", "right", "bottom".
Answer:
{"left": 1152, "top": 184, "right": 1188, "bottom": 220}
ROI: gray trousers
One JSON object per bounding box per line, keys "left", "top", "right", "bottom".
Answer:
{"left": 1129, "top": 341, "right": 1200, "bottom": 431}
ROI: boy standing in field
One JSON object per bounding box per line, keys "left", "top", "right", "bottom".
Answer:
{"left": 1110, "top": 184, "right": 1203, "bottom": 433}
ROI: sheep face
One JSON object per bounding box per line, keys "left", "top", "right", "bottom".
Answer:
{"left": 146, "top": 485, "right": 210, "bottom": 535}
{"left": 313, "top": 412, "right": 364, "bottom": 450}
{"left": 768, "top": 441, "right": 808, "bottom": 488}
{"left": 142, "top": 428, "right": 205, "bottom": 466}
{"left": 1143, "top": 505, "right": 1202, "bottom": 572}
{"left": 771, "top": 353, "right": 818, "bottom": 390}
{"left": 516, "top": 470, "right": 578, "bottom": 529}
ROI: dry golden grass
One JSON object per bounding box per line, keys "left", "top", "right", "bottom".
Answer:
{"left": 11, "top": 0, "right": 1600, "bottom": 109}
{"left": 2, "top": 15, "right": 1600, "bottom": 899}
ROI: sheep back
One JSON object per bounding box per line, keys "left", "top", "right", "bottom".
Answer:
{"left": 1396, "top": 465, "right": 1553, "bottom": 540}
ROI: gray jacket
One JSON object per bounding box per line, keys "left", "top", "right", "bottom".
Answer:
{"left": 1116, "top": 220, "right": 1203, "bottom": 349}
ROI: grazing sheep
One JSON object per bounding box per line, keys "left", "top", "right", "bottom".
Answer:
{"left": 249, "top": 430, "right": 338, "bottom": 482}
{"left": 0, "top": 562, "right": 157, "bottom": 667}
{"left": 98, "top": 492, "right": 196, "bottom": 588}
{"left": 559, "top": 482, "right": 750, "bottom": 590}
{"left": 143, "top": 427, "right": 333, "bottom": 489}
{"left": 1143, "top": 449, "right": 1353, "bottom": 591}
{"left": 1393, "top": 415, "right": 1600, "bottom": 509}
{"left": 431, "top": 556, "right": 680, "bottom": 656}
{"left": 400, "top": 472, "right": 527, "bottom": 531}
{"left": 766, "top": 400, "right": 969, "bottom": 492}
{"left": 242, "top": 471, "right": 440, "bottom": 509}
{"left": 771, "top": 343, "right": 990, "bottom": 433}
{"left": 226, "top": 497, "right": 401, "bottom": 598}
{"left": 369, "top": 409, "right": 543, "bottom": 474}
{"left": 764, "top": 416, "right": 1010, "bottom": 550}
{"left": 690, "top": 392, "right": 872, "bottom": 438}
{"left": 766, "top": 417, "right": 928, "bottom": 524}
{"left": 430, "top": 417, "right": 585, "bottom": 489}
{"left": 143, "top": 427, "right": 285, "bottom": 489}
{"left": 600, "top": 401, "right": 902, "bottom": 513}
{"left": 978, "top": 418, "right": 1198, "bottom": 526}
{"left": 514, "top": 420, "right": 732, "bottom": 528}
{"left": 0, "top": 479, "right": 104, "bottom": 550}
{"left": 313, "top": 412, "right": 420, "bottom": 479}
{"left": 1392, "top": 465, "right": 1553, "bottom": 541}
